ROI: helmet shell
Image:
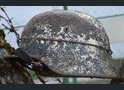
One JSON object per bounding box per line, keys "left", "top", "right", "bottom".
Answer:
{"left": 20, "top": 10, "right": 118, "bottom": 78}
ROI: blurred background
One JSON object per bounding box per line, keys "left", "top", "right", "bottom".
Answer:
{"left": 0, "top": 6, "right": 124, "bottom": 84}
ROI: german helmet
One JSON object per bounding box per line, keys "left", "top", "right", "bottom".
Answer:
{"left": 19, "top": 10, "right": 119, "bottom": 78}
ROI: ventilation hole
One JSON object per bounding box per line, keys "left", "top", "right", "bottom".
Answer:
{"left": 64, "top": 26, "right": 70, "bottom": 33}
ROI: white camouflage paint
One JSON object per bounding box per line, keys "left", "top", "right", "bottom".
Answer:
{"left": 20, "top": 10, "right": 118, "bottom": 78}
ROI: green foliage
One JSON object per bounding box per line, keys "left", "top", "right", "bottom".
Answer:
{"left": 0, "top": 29, "right": 15, "bottom": 54}
{"left": 0, "top": 58, "right": 3, "bottom": 63}
{"left": 29, "top": 71, "right": 46, "bottom": 80}
{"left": 113, "top": 59, "right": 122, "bottom": 68}
{"left": 0, "top": 81, "right": 2, "bottom": 84}
{"left": 0, "top": 29, "right": 5, "bottom": 38}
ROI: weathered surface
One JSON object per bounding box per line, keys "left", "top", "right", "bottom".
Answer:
{"left": 110, "top": 59, "right": 124, "bottom": 84}
{"left": 0, "top": 29, "right": 34, "bottom": 84}
{"left": 20, "top": 10, "right": 118, "bottom": 78}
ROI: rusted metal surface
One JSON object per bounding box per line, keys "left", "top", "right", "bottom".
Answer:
{"left": 20, "top": 37, "right": 113, "bottom": 55}
{"left": 19, "top": 10, "right": 119, "bottom": 78}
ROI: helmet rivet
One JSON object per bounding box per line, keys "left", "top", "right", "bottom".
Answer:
{"left": 40, "top": 40, "right": 45, "bottom": 44}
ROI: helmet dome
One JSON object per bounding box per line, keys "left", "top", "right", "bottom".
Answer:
{"left": 20, "top": 10, "right": 118, "bottom": 78}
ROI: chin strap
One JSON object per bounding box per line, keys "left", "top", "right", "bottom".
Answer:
{"left": 14, "top": 48, "right": 43, "bottom": 71}
{"left": 13, "top": 38, "right": 53, "bottom": 71}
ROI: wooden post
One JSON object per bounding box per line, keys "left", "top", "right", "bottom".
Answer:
{"left": 0, "top": 29, "right": 34, "bottom": 84}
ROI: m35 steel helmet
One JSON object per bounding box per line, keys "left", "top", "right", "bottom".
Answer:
{"left": 19, "top": 10, "right": 119, "bottom": 78}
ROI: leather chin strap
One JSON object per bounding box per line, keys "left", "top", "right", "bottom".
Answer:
{"left": 13, "top": 39, "right": 53, "bottom": 71}
{"left": 14, "top": 48, "right": 42, "bottom": 71}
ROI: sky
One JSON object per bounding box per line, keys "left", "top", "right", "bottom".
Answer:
{"left": 1, "top": 6, "right": 124, "bottom": 28}
{"left": 1, "top": 6, "right": 124, "bottom": 59}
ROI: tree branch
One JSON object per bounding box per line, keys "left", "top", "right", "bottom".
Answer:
{"left": 0, "top": 6, "right": 20, "bottom": 46}
{"left": 110, "top": 58, "right": 124, "bottom": 84}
